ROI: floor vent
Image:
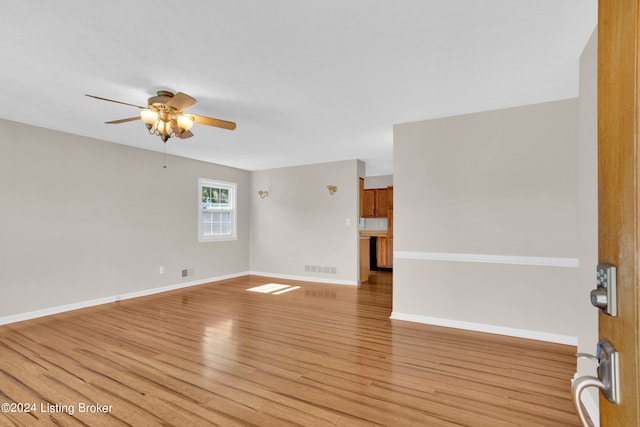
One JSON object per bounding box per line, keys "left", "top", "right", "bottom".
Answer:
{"left": 304, "top": 265, "right": 336, "bottom": 274}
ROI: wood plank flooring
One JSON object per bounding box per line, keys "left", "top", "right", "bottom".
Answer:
{"left": 0, "top": 273, "right": 580, "bottom": 426}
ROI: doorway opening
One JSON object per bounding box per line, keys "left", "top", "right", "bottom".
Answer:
{"left": 359, "top": 176, "right": 393, "bottom": 286}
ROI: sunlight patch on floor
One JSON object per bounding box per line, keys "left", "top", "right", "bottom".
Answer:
{"left": 247, "top": 283, "right": 301, "bottom": 295}
{"left": 272, "top": 286, "right": 301, "bottom": 295}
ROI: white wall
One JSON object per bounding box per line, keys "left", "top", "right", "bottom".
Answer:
{"left": 250, "top": 160, "right": 360, "bottom": 284}
{"left": 392, "top": 99, "right": 582, "bottom": 343}
{"left": 0, "top": 119, "right": 250, "bottom": 321}
{"left": 364, "top": 174, "right": 393, "bottom": 189}
{"left": 577, "top": 28, "right": 600, "bottom": 423}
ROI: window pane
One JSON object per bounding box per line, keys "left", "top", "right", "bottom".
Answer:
{"left": 220, "top": 212, "right": 230, "bottom": 234}
{"left": 219, "top": 188, "right": 229, "bottom": 204}
{"left": 202, "top": 186, "right": 231, "bottom": 210}
{"left": 202, "top": 187, "right": 211, "bottom": 208}
{"left": 201, "top": 211, "right": 233, "bottom": 236}
{"left": 202, "top": 212, "right": 214, "bottom": 236}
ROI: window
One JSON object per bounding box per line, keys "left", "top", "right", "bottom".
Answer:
{"left": 198, "top": 178, "right": 237, "bottom": 242}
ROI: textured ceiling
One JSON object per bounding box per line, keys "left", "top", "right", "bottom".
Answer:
{"left": 0, "top": 1, "right": 596, "bottom": 176}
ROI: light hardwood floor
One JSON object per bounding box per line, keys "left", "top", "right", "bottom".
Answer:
{"left": 0, "top": 273, "right": 580, "bottom": 426}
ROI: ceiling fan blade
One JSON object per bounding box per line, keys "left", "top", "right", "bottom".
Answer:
{"left": 105, "top": 116, "right": 141, "bottom": 124}
{"left": 85, "top": 94, "right": 146, "bottom": 109}
{"left": 178, "top": 130, "right": 194, "bottom": 139}
{"left": 166, "top": 92, "right": 196, "bottom": 111}
{"left": 192, "top": 114, "right": 237, "bottom": 131}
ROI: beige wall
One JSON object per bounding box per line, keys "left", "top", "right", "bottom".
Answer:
{"left": 577, "top": 28, "right": 599, "bottom": 422}
{"left": 363, "top": 174, "right": 393, "bottom": 189}
{"left": 0, "top": 119, "right": 250, "bottom": 320}
{"left": 393, "top": 99, "right": 582, "bottom": 343}
{"left": 250, "top": 160, "right": 360, "bottom": 284}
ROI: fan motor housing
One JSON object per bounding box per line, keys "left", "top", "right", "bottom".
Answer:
{"left": 148, "top": 91, "right": 176, "bottom": 112}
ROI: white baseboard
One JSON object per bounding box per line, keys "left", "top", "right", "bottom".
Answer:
{"left": 0, "top": 271, "right": 250, "bottom": 326}
{"left": 390, "top": 312, "right": 578, "bottom": 346}
{"left": 249, "top": 271, "right": 358, "bottom": 286}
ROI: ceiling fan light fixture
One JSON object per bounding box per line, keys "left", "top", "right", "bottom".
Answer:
{"left": 140, "top": 109, "right": 158, "bottom": 126}
{"left": 177, "top": 114, "right": 195, "bottom": 132}
{"left": 157, "top": 119, "right": 172, "bottom": 137}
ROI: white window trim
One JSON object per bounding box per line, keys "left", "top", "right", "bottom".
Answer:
{"left": 198, "top": 178, "right": 238, "bottom": 242}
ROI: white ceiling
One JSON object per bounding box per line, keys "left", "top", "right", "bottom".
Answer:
{"left": 0, "top": 1, "right": 596, "bottom": 176}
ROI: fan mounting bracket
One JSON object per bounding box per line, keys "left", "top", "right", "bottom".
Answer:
{"left": 148, "top": 91, "right": 178, "bottom": 112}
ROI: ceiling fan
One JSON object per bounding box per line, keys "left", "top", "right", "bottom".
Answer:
{"left": 85, "top": 90, "right": 236, "bottom": 142}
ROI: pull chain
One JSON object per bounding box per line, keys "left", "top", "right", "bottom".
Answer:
{"left": 163, "top": 141, "right": 167, "bottom": 169}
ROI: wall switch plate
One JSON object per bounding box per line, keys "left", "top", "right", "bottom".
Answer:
{"left": 159, "top": 266, "right": 165, "bottom": 274}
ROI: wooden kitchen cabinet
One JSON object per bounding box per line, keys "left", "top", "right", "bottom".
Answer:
{"left": 376, "top": 189, "right": 389, "bottom": 217}
{"left": 362, "top": 187, "right": 393, "bottom": 218}
{"left": 362, "top": 189, "right": 376, "bottom": 217}
{"left": 377, "top": 236, "right": 393, "bottom": 268}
